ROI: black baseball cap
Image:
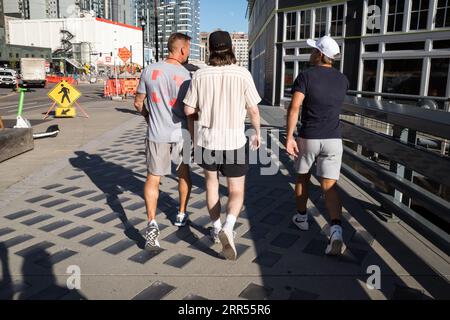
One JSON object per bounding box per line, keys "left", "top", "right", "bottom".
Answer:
{"left": 209, "top": 31, "right": 232, "bottom": 51}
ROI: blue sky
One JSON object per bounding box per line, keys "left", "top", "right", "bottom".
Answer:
{"left": 200, "top": 0, "right": 249, "bottom": 33}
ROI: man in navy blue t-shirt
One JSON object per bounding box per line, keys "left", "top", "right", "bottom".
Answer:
{"left": 286, "top": 36, "right": 349, "bottom": 256}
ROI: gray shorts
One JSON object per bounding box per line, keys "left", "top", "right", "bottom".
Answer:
{"left": 294, "top": 138, "right": 343, "bottom": 181}
{"left": 145, "top": 139, "right": 186, "bottom": 176}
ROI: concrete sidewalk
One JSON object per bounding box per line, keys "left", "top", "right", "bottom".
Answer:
{"left": 0, "top": 105, "right": 448, "bottom": 300}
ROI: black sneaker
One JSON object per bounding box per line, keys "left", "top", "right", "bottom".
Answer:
{"left": 174, "top": 213, "right": 189, "bottom": 227}
{"left": 145, "top": 223, "right": 160, "bottom": 250}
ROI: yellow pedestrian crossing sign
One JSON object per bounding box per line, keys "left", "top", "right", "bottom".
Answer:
{"left": 48, "top": 80, "right": 81, "bottom": 108}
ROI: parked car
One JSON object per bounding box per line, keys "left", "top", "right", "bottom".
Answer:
{"left": 0, "top": 70, "right": 17, "bottom": 87}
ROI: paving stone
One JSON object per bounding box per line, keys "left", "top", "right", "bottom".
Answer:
{"left": 88, "top": 194, "right": 108, "bottom": 202}
{"left": 94, "top": 212, "right": 120, "bottom": 224}
{"left": 242, "top": 226, "right": 270, "bottom": 241}
{"left": 0, "top": 228, "right": 15, "bottom": 237}
{"left": 56, "top": 187, "right": 81, "bottom": 194}
{"left": 239, "top": 283, "right": 273, "bottom": 300}
{"left": 39, "top": 220, "right": 72, "bottom": 232}
{"left": 66, "top": 175, "right": 84, "bottom": 181}
{"left": 163, "top": 254, "right": 194, "bottom": 269}
{"left": 21, "top": 214, "right": 53, "bottom": 226}
{"left": 3, "top": 235, "right": 34, "bottom": 249}
{"left": 191, "top": 215, "right": 211, "bottom": 227}
{"left": 103, "top": 239, "right": 136, "bottom": 255}
{"left": 15, "top": 241, "right": 55, "bottom": 258}
{"left": 132, "top": 281, "right": 175, "bottom": 300}
{"left": 125, "top": 202, "right": 146, "bottom": 211}
{"left": 26, "top": 285, "right": 70, "bottom": 300}
{"left": 288, "top": 288, "right": 320, "bottom": 300}
{"left": 191, "top": 200, "right": 207, "bottom": 209}
{"left": 303, "top": 238, "right": 328, "bottom": 256}
{"left": 128, "top": 249, "right": 164, "bottom": 264}
{"left": 260, "top": 213, "right": 284, "bottom": 226}
{"left": 5, "top": 209, "right": 36, "bottom": 220}
{"left": 26, "top": 195, "right": 53, "bottom": 203}
{"left": 58, "top": 226, "right": 92, "bottom": 239}
{"left": 391, "top": 285, "right": 428, "bottom": 300}
{"left": 35, "top": 249, "right": 78, "bottom": 268}
{"left": 72, "top": 190, "right": 97, "bottom": 198}
{"left": 114, "top": 218, "right": 147, "bottom": 230}
{"left": 41, "top": 199, "right": 69, "bottom": 208}
{"left": 42, "top": 184, "right": 63, "bottom": 190}
{"left": 252, "top": 251, "right": 282, "bottom": 268}
{"left": 270, "top": 233, "right": 300, "bottom": 249}
{"left": 58, "top": 203, "right": 86, "bottom": 213}
{"left": 80, "top": 232, "right": 115, "bottom": 247}
{"left": 75, "top": 208, "right": 104, "bottom": 218}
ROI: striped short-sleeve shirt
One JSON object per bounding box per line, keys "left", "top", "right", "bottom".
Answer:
{"left": 183, "top": 64, "right": 262, "bottom": 151}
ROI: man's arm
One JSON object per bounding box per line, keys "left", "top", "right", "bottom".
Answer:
{"left": 286, "top": 91, "right": 305, "bottom": 157}
{"left": 184, "top": 105, "right": 198, "bottom": 143}
{"left": 134, "top": 93, "right": 149, "bottom": 122}
{"left": 247, "top": 106, "right": 261, "bottom": 151}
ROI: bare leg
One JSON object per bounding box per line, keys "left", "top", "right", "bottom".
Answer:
{"left": 144, "top": 174, "right": 161, "bottom": 222}
{"left": 226, "top": 176, "right": 246, "bottom": 219}
{"left": 204, "top": 170, "right": 221, "bottom": 222}
{"left": 320, "top": 178, "right": 342, "bottom": 221}
{"left": 296, "top": 174, "right": 311, "bottom": 212}
{"left": 177, "top": 164, "right": 192, "bottom": 213}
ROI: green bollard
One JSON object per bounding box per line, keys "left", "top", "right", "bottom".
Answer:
{"left": 17, "top": 88, "right": 27, "bottom": 117}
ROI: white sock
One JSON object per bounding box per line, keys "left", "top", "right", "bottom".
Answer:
{"left": 149, "top": 220, "right": 158, "bottom": 228}
{"left": 212, "top": 218, "right": 222, "bottom": 233}
{"left": 223, "top": 215, "right": 237, "bottom": 232}
{"left": 178, "top": 211, "right": 186, "bottom": 218}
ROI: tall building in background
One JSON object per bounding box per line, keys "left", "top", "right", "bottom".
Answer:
{"left": 157, "top": 0, "right": 200, "bottom": 61}
{"left": 232, "top": 32, "right": 248, "bottom": 68}
{"left": 199, "top": 31, "right": 208, "bottom": 63}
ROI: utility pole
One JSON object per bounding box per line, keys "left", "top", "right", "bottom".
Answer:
{"left": 154, "top": 0, "right": 159, "bottom": 62}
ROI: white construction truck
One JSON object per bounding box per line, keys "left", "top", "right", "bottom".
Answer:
{"left": 20, "top": 58, "right": 47, "bottom": 88}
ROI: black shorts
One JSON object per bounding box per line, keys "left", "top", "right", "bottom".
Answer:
{"left": 196, "top": 145, "right": 249, "bottom": 178}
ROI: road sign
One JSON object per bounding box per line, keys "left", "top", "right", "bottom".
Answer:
{"left": 48, "top": 80, "right": 81, "bottom": 108}
{"left": 55, "top": 107, "right": 76, "bottom": 118}
{"left": 118, "top": 47, "right": 132, "bottom": 64}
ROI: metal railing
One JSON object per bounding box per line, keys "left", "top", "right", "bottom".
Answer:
{"left": 341, "top": 96, "right": 450, "bottom": 254}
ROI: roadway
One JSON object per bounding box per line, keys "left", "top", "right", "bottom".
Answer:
{"left": 0, "top": 84, "right": 105, "bottom": 118}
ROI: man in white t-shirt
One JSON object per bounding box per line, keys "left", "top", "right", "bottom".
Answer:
{"left": 184, "top": 31, "right": 262, "bottom": 260}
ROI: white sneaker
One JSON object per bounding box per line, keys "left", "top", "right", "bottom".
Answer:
{"left": 325, "top": 225, "right": 344, "bottom": 256}
{"left": 293, "top": 213, "right": 309, "bottom": 231}
{"left": 219, "top": 228, "right": 237, "bottom": 261}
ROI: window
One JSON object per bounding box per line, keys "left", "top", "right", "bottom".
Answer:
{"left": 436, "top": 0, "right": 450, "bottom": 28}
{"left": 410, "top": 0, "right": 429, "bottom": 30}
{"left": 365, "top": 44, "right": 380, "bottom": 52}
{"left": 285, "top": 48, "right": 295, "bottom": 55}
{"left": 315, "top": 7, "right": 327, "bottom": 38}
{"left": 428, "top": 59, "right": 449, "bottom": 97}
{"left": 299, "top": 10, "right": 311, "bottom": 39}
{"left": 385, "top": 42, "right": 425, "bottom": 50}
{"left": 434, "top": 39, "right": 450, "bottom": 49}
{"left": 387, "top": 0, "right": 405, "bottom": 32}
{"left": 286, "top": 12, "right": 297, "bottom": 40}
{"left": 330, "top": 4, "right": 345, "bottom": 37}
{"left": 284, "top": 62, "right": 295, "bottom": 97}
{"left": 363, "top": 60, "right": 378, "bottom": 92}
{"left": 382, "top": 59, "right": 423, "bottom": 95}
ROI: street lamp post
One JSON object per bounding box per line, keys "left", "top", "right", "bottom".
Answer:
{"left": 140, "top": 17, "right": 146, "bottom": 68}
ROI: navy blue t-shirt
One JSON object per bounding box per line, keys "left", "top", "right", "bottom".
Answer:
{"left": 291, "top": 66, "right": 349, "bottom": 139}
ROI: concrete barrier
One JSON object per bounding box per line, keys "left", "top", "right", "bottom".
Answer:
{"left": 0, "top": 128, "right": 34, "bottom": 163}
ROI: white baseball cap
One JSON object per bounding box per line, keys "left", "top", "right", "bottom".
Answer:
{"left": 306, "top": 36, "right": 340, "bottom": 59}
